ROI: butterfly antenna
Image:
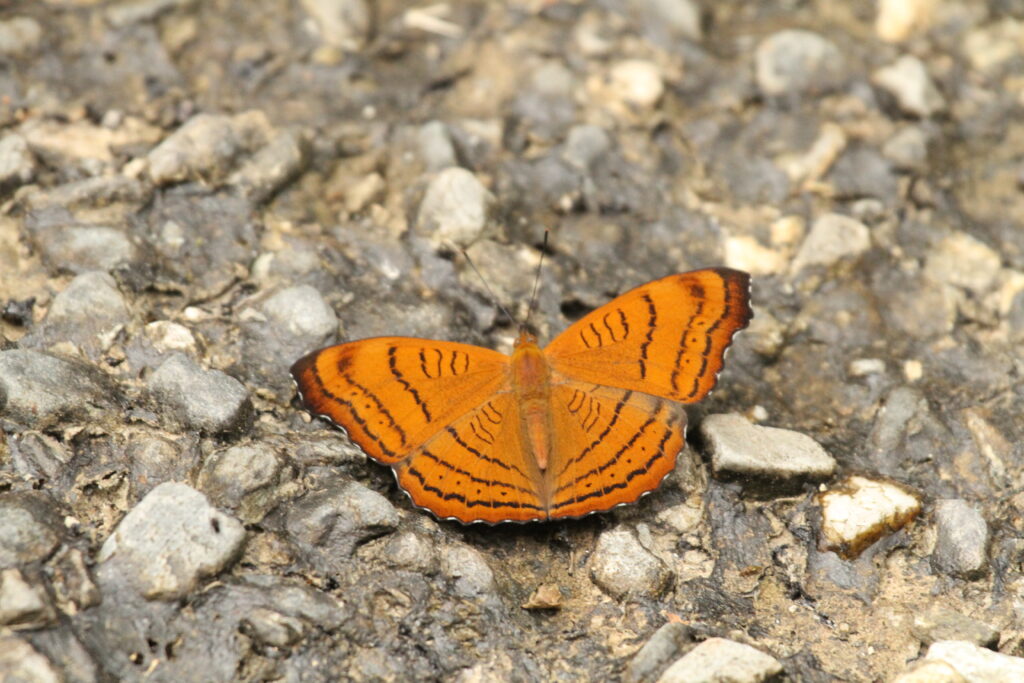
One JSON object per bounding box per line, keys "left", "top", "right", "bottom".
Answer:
{"left": 454, "top": 243, "right": 517, "bottom": 328}
{"left": 525, "top": 230, "right": 548, "bottom": 332}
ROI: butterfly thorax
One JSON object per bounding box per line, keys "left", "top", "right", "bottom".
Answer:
{"left": 511, "top": 330, "right": 554, "bottom": 475}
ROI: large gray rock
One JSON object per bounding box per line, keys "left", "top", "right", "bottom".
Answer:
{"left": 97, "top": 482, "right": 246, "bottom": 600}
{"left": 0, "top": 350, "right": 121, "bottom": 428}
{"left": 147, "top": 353, "right": 254, "bottom": 435}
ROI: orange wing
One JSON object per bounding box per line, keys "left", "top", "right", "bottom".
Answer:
{"left": 544, "top": 268, "right": 752, "bottom": 403}
{"left": 290, "top": 338, "right": 545, "bottom": 523}
{"left": 544, "top": 383, "right": 687, "bottom": 519}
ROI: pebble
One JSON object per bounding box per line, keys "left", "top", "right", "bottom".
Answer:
{"left": 242, "top": 607, "right": 306, "bottom": 647}
{"left": 925, "top": 640, "right": 1024, "bottom": 682}
{"left": 625, "top": 622, "right": 692, "bottom": 683}
{"left": 589, "top": 528, "right": 672, "bottom": 599}
{"left": 97, "top": 482, "right": 246, "bottom": 600}
{"left": 38, "top": 271, "right": 131, "bottom": 351}
{"left": 105, "top": 0, "right": 195, "bottom": 27}
{"left": 872, "top": 55, "right": 946, "bottom": 118}
{"left": 145, "top": 320, "right": 198, "bottom": 355}
{"left": 30, "top": 223, "right": 139, "bottom": 275}
{"left": 924, "top": 233, "right": 1002, "bottom": 295}
{"left": 261, "top": 284, "right": 338, "bottom": 349}
{"left": 0, "top": 568, "right": 55, "bottom": 628}
{"left": 606, "top": 60, "right": 665, "bottom": 109}
{"left": 701, "top": 413, "right": 836, "bottom": 486}
{"left": 562, "top": 124, "right": 611, "bottom": 171}
{"left": 883, "top": 125, "right": 929, "bottom": 170}
{"left": 0, "top": 133, "right": 35, "bottom": 190}
{"left": 891, "top": 659, "right": 965, "bottom": 683}
{"left": 381, "top": 530, "right": 439, "bottom": 574}
{"left": 147, "top": 353, "right": 254, "bottom": 435}
{"left": 911, "top": 606, "right": 999, "bottom": 648}
{"left": 790, "top": 213, "right": 870, "bottom": 272}
{"left": 817, "top": 476, "right": 921, "bottom": 558}
{"left": 0, "top": 636, "right": 61, "bottom": 683}
{"left": 148, "top": 111, "right": 271, "bottom": 185}
{"left": 657, "top": 638, "right": 782, "bottom": 683}
{"left": 963, "top": 19, "right": 1024, "bottom": 73}
{"left": 198, "top": 443, "right": 289, "bottom": 523}
{"left": 285, "top": 480, "right": 400, "bottom": 558}
{"left": 632, "top": 0, "right": 701, "bottom": 41}
{"left": 0, "top": 16, "right": 42, "bottom": 57}
{"left": 875, "top": 0, "right": 935, "bottom": 42}
{"left": 0, "top": 349, "right": 121, "bottom": 428}
{"left": 827, "top": 147, "right": 897, "bottom": 203}
{"left": 300, "top": 0, "right": 370, "bottom": 51}
{"left": 932, "top": 499, "right": 990, "bottom": 579}
{"left": 418, "top": 120, "right": 457, "bottom": 171}
{"left": 755, "top": 30, "right": 845, "bottom": 96}
{"left": 416, "top": 167, "right": 494, "bottom": 248}
{"left": 440, "top": 544, "right": 495, "bottom": 598}
{"left": 227, "top": 129, "right": 310, "bottom": 202}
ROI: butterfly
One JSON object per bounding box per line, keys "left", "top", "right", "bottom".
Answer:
{"left": 291, "top": 268, "right": 752, "bottom": 524}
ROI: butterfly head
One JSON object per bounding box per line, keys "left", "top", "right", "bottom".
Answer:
{"left": 514, "top": 327, "right": 539, "bottom": 348}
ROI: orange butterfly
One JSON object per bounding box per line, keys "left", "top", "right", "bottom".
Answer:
{"left": 291, "top": 268, "right": 752, "bottom": 524}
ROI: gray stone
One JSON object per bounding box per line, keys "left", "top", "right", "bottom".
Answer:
{"left": 0, "top": 568, "right": 55, "bottom": 628}
{"left": 883, "top": 126, "right": 929, "bottom": 170}
{"left": 198, "top": 443, "right": 290, "bottom": 523}
{"left": 926, "top": 640, "right": 1024, "bottom": 682}
{"left": 242, "top": 607, "right": 306, "bottom": 647}
{"left": 417, "top": 167, "right": 494, "bottom": 248}
{"left": 286, "top": 480, "right": 400, "bottom": 559}
{"left": 0, "top": 636, "right": 61, "bottom": 683}
{"left": 589, "top": 528, "right": 671, "bottom": 599}
{"left": 0, "top": 350, "right": 121, "bottom": 428}
{"left": 300, "top": 0, "right": 371, "bottom": 50}
{"left": 36, "top": 271, "right": 131, "bottom": 353}
{"left": 105, "top": 0, "right": 195, "bottom": 27}
{"left": 31, "top": 224, "right": 139, "bottom": 274}
{"left": 932, "top": 499, "right": 989, "bottom": 579}
{"left": 0, "top": 133, "right": 35, "bottom": 191}
{"left": 0, "top": 17, "right": 42, "bottom": 57}
{"left": 97, "top": 482, "right": 246, "bottom": 600}
{"left": 791, "top": 213, "right": 870, "bottom": 271}
{"left": 147, "top": 112, "right": 271, "bottom": 185}
{"left": 418, "top": 120, "right": 457, "bottom": 171}
{"left": 147, "top": 353, "right": 254, "bottom": 435}
{"left": 0, "top": 492, "right": 62, "bottom": 568}
{"left": 562, "top": 124, "right": 612, "bottom": 170}
{"left": 755, "top": 30, "right": 845, "bottom": 96}
{"left": 440, "top": 544, "right": 495, "bottom": 598}
{"left": 625, "top": 622, "right": 693, "bottom": 683}
{"left": 23, "top": 176, "right": 151, "bottom": 211}
{"left": 827, "top": 147, "right": 898, "bottom": 203}
{"left": 261, "top": 285, "right": 338, "bottom": 348}
{"left": 701, "top": 413, "right": 836, "bottom": 486}
{"left": 658, "top": 638, "right": 782, "bottom": 683}
{"left": 873, "top": 55, "right": 946, "bottom": 117}
{"left": 228, "top": 129, "right": 310, "bottom": 202}
{"left": 911, "top": 606, "right": 999, "bottom": 648}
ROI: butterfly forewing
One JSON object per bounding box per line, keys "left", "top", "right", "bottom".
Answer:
{"left": 291, "top": 337, "right": 511, "bottom": 465}
{"left": 543, "top": 268, "right": 752, "bottom": 404}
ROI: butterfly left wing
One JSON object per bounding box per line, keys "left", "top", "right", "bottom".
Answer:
{"left": 544, "top": 268, "right": 751, "bottom": 404}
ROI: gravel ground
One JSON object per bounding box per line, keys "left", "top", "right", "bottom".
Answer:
{"left": 1, "top": 1, "right": 1023, "bottom": 681}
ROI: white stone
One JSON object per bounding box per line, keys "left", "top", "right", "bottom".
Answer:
{"left": 702, "top": 413, "right": 836, "bottom": 481}
{"left": 924, "top": 233, "right": 1002, "bottom": 295}
{"left": 876, "top": 0, "right": 935, "bottom": 43}
{"left": 926, "top": 640, "right": 1024, "bottom": 682}
{"left": 658, "top": 638, "right": 782, "bottom": 683}
{"left": 818, "top": 476, "right": 921, "bottom": 557}
{"left": 607, "top": 59, "right": 665, "bottom": 108}
{"left": 417, "top": 167, "right": 494, "bottom": 248}
{"left": 791, "top": 213, "right": 870, "bottom": 272}
{"left": 873, "top": 55, "right": 946, "bottom": 117}
{"left": 145, "top": 321, "right": 198, "bottom": 354}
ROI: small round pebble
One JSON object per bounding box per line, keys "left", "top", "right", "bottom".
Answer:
{"left": 589, "top": 528, "right": 671, "bottom": 599}
{"left": 791, "top": 213, "right": 870, "bottom": 272}
{"left": 147, "top": 353, "right": 254, "bottom": 435}
{"left": 756, "top": 30, "right": 845, "bottom": 96}
{"left": 417, "top": 167, "right": 494, "bottom": 248}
